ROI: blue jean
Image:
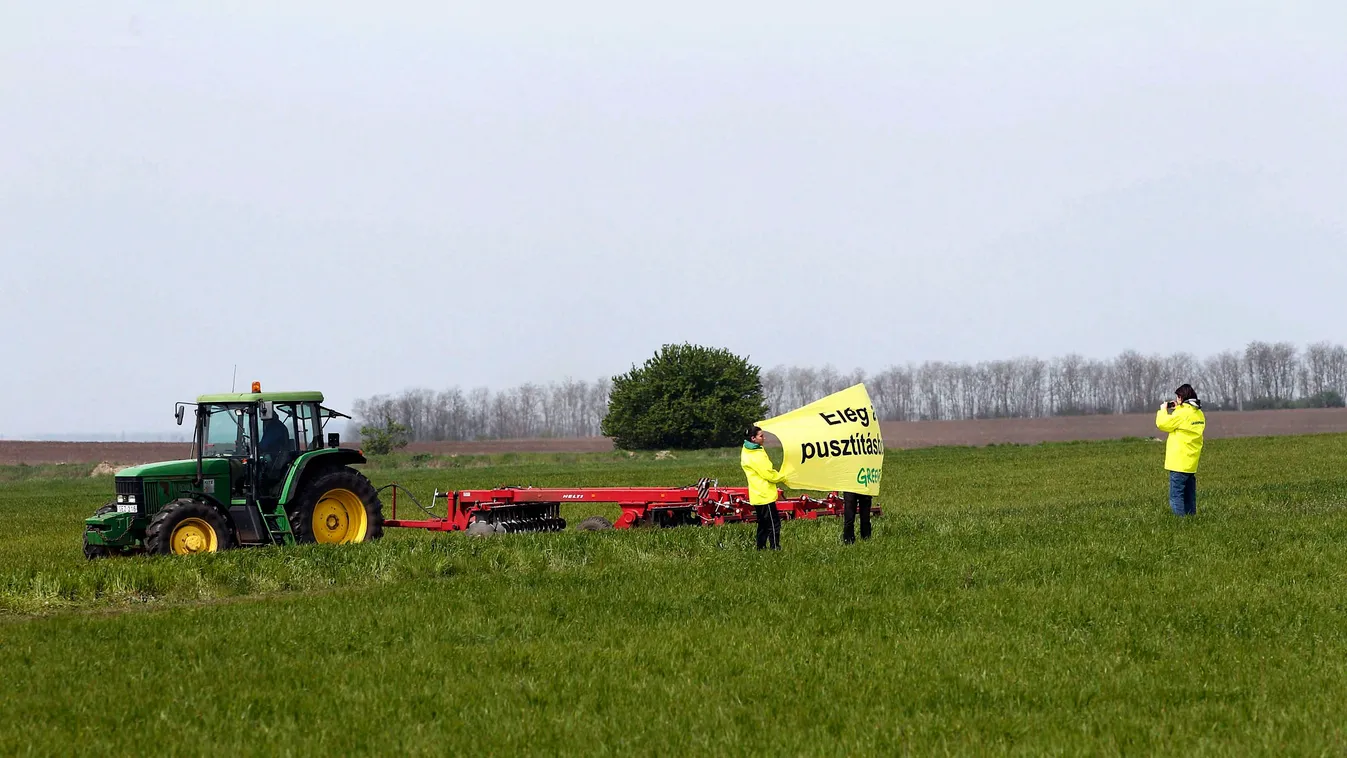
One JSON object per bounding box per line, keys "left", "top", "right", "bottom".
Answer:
{"left": 1168, "top": 471, "right": 1196, "bottom": 516}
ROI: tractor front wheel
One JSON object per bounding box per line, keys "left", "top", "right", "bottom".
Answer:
{"left": 146, "top": 499, "right": 233, "bottom": 556}
{"left": 83, "top": 536, "right": 112, "bottom": 560}
{"left": 289, "top": 468, "right": 384, "bottom": 545}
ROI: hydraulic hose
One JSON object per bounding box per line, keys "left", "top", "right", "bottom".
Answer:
{"left": 374, "top": 483, "right": 445, "bottom": 520}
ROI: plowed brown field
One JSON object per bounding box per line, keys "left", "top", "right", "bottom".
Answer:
{"left": 3, "top": 408, "right": 1345, "bottom": 466}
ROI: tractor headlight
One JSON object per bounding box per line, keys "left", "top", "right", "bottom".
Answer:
{"left": 117, "top": 495, "right": 127, "bottom": 503}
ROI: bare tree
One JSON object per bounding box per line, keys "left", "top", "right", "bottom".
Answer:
{"left": 1165, "top": 352, "right": 1198, "bottom": 387}
{"left": 1113, "top": 350, "right": 1163, "bottom": 413}
{"left": 870, "top": 365, "right": 916, "bottom": 421}
{"left": 1066, "top": 358, "right": 1122, "bottom": 415}
{"left": 1302, "top": 342, "right": 1343, "bottom": 398}
{"left": 942, "top": 363, "right": 969, "bottom": 420}
{"left": 1198, "top": 351, "right": 1244, "bottom": 411}
{"left": 761, "top": 366, "right": 788, "bottom": 416}
{"left": 914, "top": 362, "right": 946, "bottom": 420}
{"left": 984, "top": 360, "right": 1015, "bottom": 418}
{"left": 1049, "top": 354, "right": 1089, "bottom": 415}
{"left": 465, "top": 387, "right": 491, "bottom": 439}
{"left": 956, "top": 363, "right": 982, "bottom": 419}
{"left": 1245, "top": 341, "right": 1299, "bottom": 405}
{"left": 1329, "top": 345, "right": 1347, "bottom": 398}
{"left": 1013, "top": 357, "right": 1048, "bottom": 417}
{"left": 586, "top": 377, "right": 611, "bottom": 436}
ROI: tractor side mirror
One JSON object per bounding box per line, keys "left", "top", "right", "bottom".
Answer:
{"left": 259, "top": 401, "right": 275, "bottom": 421}
{"left": 175, "top": 405, "right": 186, "bottom": 426}
{"left": 327, "top": 432, "right": 340, "bottom": 448}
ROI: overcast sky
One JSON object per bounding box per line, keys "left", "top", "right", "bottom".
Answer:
{"left": 2, "top": 1, "right": 1344, "bottom": 437}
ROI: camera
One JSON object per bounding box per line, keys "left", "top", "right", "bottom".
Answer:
{"left": 1165, "top": 400, "right": 1176, "bottom": 411}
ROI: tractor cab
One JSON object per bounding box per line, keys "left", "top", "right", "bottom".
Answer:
{"left": 197, "top": 392, "right": 333, "bottom": 499}
{"left": 83, "top": 383, "right": 384, "bottom": 558}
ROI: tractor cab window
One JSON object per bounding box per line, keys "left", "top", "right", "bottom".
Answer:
{"left": 318, "top": 405, "right": 351, "bottom": 447}
{"left": 260, "top": 405, "right": 300, "bottom": 458}
{"left": 295, "top": 403, "right": 319, "bottom": 451}
{"left": 259, "top": 404, "right": 304, "bottom": 498}
{"left": 203, "top": 406, "right": 253, "bottom": 458}
{"left": 258, "top": 403, "right": 318, "bottom": 454}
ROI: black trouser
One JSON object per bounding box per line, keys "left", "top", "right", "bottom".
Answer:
{"left": 843, "top": 492, "right": 873, "bottom": 544}
{"left": 755, "top": 503, "right": 781, "bottom": 550}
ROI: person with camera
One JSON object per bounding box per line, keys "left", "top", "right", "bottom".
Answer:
{"left": 1156, "top": 383, "right": 1207, "bottom": 516}
{"left": 741, "top": 425, "right": 786, "bottom": 550}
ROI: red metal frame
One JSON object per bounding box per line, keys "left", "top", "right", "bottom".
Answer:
{"left": 383, "top": 484, "right": 879, "bottom": 532}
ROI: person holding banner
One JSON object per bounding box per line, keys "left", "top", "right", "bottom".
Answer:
{"left": 755, "top": 383, "right": 885, "bottom": 544}
{"left": 842, "top": 491, "right": 873, "bottom": 544}
{"left": 741, "top": 425, "right": 785, "bottom": 550}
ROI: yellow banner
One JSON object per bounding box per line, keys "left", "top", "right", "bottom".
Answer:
{"left": 757, "top": 383, "right": 884, "bottom": 496}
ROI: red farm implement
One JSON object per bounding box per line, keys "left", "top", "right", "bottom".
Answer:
{"left": 380, "top": 479, "right": 879, "bottom": 534}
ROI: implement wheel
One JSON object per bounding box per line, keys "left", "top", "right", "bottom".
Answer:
{"left": 290, "top": 468, "right": 384, "bottom": 545}
{"left": 575, "top": 515, "right": 613, "bottom": 532}
{"left": 465, "top": 520, "right": 499, "bottom": 537}
{"left": 146, "top": 499, "right": 233, "bottom": 556}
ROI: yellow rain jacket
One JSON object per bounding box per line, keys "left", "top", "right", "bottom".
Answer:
{"left": 1156, "top": 402, "right": 1207, "bottom": 473}
{"left": 741, "top": 444, "right": 786, "bottom": 505}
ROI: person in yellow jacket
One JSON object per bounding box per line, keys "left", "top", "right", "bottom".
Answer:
{"left": 1156, "top": 383, "right": 1207, "bottom": 516}
{"left": 741, "top": 425, "right": 785, "bottom": 550}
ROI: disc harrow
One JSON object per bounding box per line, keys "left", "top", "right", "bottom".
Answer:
{"left": 381, "top": 479, "right": 879, "bottom": 534}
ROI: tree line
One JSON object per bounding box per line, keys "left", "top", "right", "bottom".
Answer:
{"left": 353, "top": 341, "right": 1347, "bottom": 440}
{"left": 351, "top": 379, "right": 612, "bottom": 442}
{"left": 765, "top": 341, "right": 1347, "bottom": 421}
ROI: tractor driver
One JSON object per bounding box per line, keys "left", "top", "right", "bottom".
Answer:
{"left": 260, "top": 417, "right": 292, "bottom": 458}
{"left": 259, "top": 416, "right": 294, "bottom": 495}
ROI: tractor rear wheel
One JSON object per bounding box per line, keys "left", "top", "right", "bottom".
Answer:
{"left": 83, "top": 503, "right": 117, "bottom": 559}
{"left": 146, "top": 499, "right": 233, "bottom": 556}
{"left": 575, "top": 515, "right": 614, "bottom": 532}
{"left": 289, "top": 468, "right": 384, "bottom": 545}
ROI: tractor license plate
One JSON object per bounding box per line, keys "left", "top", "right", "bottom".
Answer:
{"left": 116, "top": 503, "right": 137, "bottom": 513}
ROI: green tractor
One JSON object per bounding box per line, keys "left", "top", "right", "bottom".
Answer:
{"left": 83, "top": 385, "right": 383, "bottom": 558}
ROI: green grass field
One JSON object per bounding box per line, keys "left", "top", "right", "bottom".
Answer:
{"left": 3, "top": 435, "right": 1347, "bottom": 755}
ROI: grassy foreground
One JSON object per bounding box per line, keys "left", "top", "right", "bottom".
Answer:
{"left": 2, "top": 435, "right": 1347, "bottom": 755}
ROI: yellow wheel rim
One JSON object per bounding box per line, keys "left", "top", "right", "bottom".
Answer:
{"left": 312, "top": 488, "right": 369, "bottom": 544}
{"left": 170, "top": 518, "right": 219, "bottom": 555}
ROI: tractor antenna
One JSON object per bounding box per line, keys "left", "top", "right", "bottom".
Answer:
{"left": 231, "top": 364, "right": 237, "bottom": 393}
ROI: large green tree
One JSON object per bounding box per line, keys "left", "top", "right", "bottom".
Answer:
{"left": 602, "top": 344, "right": 769, "bottom": 450}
